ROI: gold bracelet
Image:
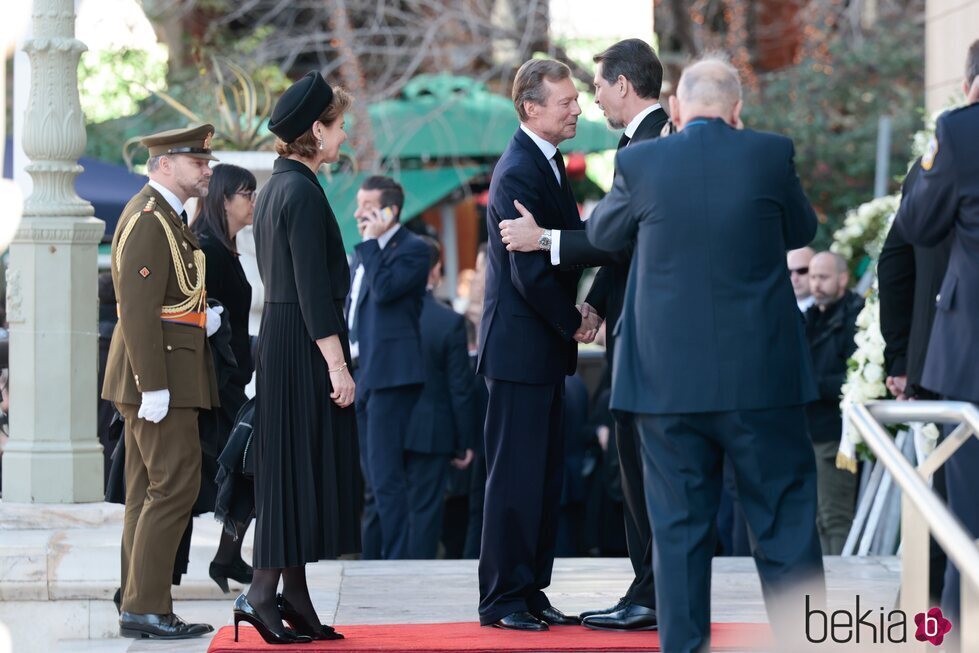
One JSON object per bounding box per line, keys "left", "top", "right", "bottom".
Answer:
{"left": 328, "top": 362, "right": 348, "bottom": 373}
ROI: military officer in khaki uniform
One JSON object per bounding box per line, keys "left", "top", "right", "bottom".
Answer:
{"left": 102, "top": 124, "right": 222, "bottom": 640}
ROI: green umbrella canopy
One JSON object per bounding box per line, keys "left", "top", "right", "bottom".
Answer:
{"left": 346, "top": 74, "right": 618, "bottom": 160}
{"left": 319, "top": 164, "right": 487, "bottom": 254}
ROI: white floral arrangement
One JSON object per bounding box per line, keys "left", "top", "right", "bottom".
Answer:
{"left": 829, "top": 194, "right": 899, "bottom": 265}
{"left": 833, "top": 108, "right": 956, "bottom": 471}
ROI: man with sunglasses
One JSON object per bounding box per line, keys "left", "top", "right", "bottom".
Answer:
{"left": 787, "top": 247, "right": 815, "bottom": 313}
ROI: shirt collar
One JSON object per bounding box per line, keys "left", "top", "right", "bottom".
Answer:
{"left": 520, "top": 124, "right": 558, "bottom": 161}
{"left": 624, "top": 103, "right": 662, "bottom": 139}
{"left": 378, "top": 223, "right": 401, "bottom": 249}
{"left": 147, "top": 179, "right": 185, "bottom": 217}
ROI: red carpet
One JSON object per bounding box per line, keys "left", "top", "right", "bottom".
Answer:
{"left": 208, "top": 622, "right": 774, "bottom": 652}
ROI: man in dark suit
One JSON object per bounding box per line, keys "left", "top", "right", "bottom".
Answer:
{"left": 477, "top": 58, "right": 599, "bottom": 631}
{"left": 894, "top": 39, "right": 979, "bottom": 626}
{"left": 498, "top": 38, "right": 666, "bottom": 632}
{"left": 586, "top": 58, "right": 824, "bottom": 653}
{"left": 347, "top": 175, "right": 431, "bottom": 560}
{"left": 404, "top": 237, "right": 476, "bottom": 558}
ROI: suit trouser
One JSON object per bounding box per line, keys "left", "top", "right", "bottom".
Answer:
{"left": 478, "top": 378, "right": 564, "bottom": 624}
{"left": 942, "top": 426, "right": 979, "bottom": 624}
{"left": 635, "top": 406, "right": 824, "bottom": 653}
{"left": 613, "top": 413, "right": 656, "bottom": 609}
{"left": 353, "top": 376, "right": 382, "bottom": 560}
{"left": 405, "top": 451, "right": 451, "bottom": 558}
{"left": 116, "top": 403, "right": 201, "bottom": 615}
{"left": 360, "top": 385, "right": 422, "bottom": 560}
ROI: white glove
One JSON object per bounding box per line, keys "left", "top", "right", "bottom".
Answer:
{"left": 205, "top": 305, "right": 224, "bottom": 338}
{"left": 138, "top": 389, "right": 170, "bottom": 424}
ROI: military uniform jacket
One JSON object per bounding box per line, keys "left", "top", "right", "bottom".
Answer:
{"left": 102, "top": 184, "right": 219, "bottom": 409}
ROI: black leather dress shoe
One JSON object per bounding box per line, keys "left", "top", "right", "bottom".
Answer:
{"left": 489, "top": 611, "right": 549, "bottom": 631}
{"left": 209, "top": 558, "right": 254, "bottom": 593}
{"left": 579, "top": 598, "right": 629, "bottom": 620}
{"left": 119, "top": 611, "right": 214, "bottom": 639}
{"left": 582, "top": 603, "right": 658, "bottom": 631}
{"left": 531, "top": 606, "right": 581, "bottom": 626}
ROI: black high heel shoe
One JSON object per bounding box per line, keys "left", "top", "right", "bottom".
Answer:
{"left": 210, "top": 559, "right": 254, "bottom": 593}
{"left": 277, "top": 593, "right": 344, "bottom": 640}
{"left": 233, "top": 594, "right": 313, "bottom": 645}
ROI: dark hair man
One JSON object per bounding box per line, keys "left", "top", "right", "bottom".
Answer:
{"left": 402, "top": 237, "right": 476, "bottom": 558}
{"left": 345, "top": 174, "right": 430, "bottom": 560}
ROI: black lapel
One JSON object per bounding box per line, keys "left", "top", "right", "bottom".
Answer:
{"left": 513, "top": 129, "right": 569, "bottom": 216}
{"left": 631, "top": 106, "right": 670, "bottom": 144}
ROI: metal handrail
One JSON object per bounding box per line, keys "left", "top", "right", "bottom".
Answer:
{"left": 847, "top": 400, "right": 979, "bottom": 650}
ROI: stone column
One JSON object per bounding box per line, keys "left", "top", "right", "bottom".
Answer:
{"left": 2, "top": 0, "right": 105, "bottom": 503}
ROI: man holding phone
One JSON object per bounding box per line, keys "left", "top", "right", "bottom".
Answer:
{"left": 346, "top": 175, "right": 431, "bottom": 560}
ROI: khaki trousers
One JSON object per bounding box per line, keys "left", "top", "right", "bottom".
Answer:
{"left": 116, "top": 403, "right": 200, "bottom": 614}
{"left": 813, "top": 439, "right": 857, "bottom": 555}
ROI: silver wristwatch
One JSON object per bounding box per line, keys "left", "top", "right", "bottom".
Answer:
{"left": 537, "top": 229, "right": 552, "bottom": 251}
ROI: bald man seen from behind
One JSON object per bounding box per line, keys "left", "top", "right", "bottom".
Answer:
{"left": 585, "top": 57, "right": 825, "bottom": 653}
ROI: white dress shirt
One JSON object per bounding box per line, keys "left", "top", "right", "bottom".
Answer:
{"left": 797, "top": 295, "right": 816, "bottom": 314}
{"left": 519, "top": 124, "right": 566, "bottom": 264}
{"left": 148, "top": 180, "right": 186, "bottom": 218}
{"left": 623, "top": 103, "right": 663, "bottom": 140}
{"left": 541, "top": 104, "right": 662, "bottom": 266}
{"left": 348, "top": 224, "right": 401, "bottom": 359}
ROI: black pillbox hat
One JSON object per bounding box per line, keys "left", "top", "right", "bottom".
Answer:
{"left": 268, "top": 72, "right": 335, "bottom": 143}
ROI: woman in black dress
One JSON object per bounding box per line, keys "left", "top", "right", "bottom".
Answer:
{"left": 234, "top": 73, "right": 360, "bottom": 644}
{"left": 190, "top": 164, "right": 257, "bottom": 591}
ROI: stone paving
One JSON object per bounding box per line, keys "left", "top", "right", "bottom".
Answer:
{"left": 0, "top": 504, "right": 901, "bottom": 653}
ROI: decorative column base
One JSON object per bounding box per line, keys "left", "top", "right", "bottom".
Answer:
{"left": 2, "top": 216, "right": 106, "bottom": 503}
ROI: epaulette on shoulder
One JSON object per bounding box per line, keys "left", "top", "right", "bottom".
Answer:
{"left": 142, "top": 197, "right": 157, "bottom": 213}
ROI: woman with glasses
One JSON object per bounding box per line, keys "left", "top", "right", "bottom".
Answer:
{"left": 189, "top": 163, "right": 257, "bottom": 592}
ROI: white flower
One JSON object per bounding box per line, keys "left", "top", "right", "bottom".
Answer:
{"left": 856, "top": 306, "right": 874, "bottom": 329}
{"left": 862, "top": 363, "right": 884, "bottom": 384}
{"left": 852, "top": 348, "right": 868, "bottom": 365}
{"left": 922, "top": 423, "right": 940, "bottom": 442}
{"left": 867, "top": 346, "right": 884, "bottom": 366}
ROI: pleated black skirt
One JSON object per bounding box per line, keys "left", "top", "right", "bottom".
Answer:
{"left": 253, "top": 302, "right": 362, "bottom": 568}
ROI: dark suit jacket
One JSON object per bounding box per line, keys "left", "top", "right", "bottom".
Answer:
{"left": 580, "top": 107, "right": 670, "bottom": 366}
{"left": 895, "top": 103, "right": 979, "bottom": 403}
{"left": 477, "top": 128, "right": 584, "bottom": 385}
{"left": 352, "top": 226, "right": 430, "bottom": 391}
{"left": 587, "top": 118, "right": 818, "bottom": 414}
{"left": 561, "top": 106, "right": 670, "bottom": 273}
{"left": 878, "top": 160, "right": 953, "bottom": 394}
{"left": 405, "top": 293, "right": 476, "bottom": 455}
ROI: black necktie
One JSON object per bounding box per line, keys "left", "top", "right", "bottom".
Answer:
{"left": 552, "top": 149, "right": 566, "bottom": 186}
{"left": 618, "top": 133, "right": 631, "bottom": 150}
{"left": 180, "top": 210, "right": 188, "bottom": 225}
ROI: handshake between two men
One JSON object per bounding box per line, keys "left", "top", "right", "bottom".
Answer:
{"left": 500, "top": 199, "right": 602, "bottom": 345}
